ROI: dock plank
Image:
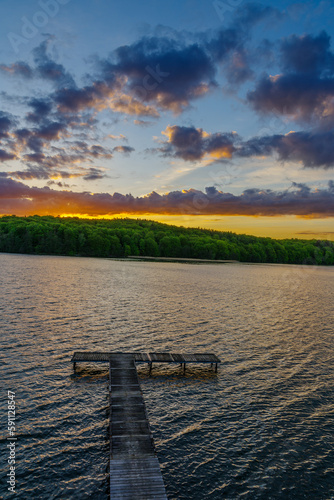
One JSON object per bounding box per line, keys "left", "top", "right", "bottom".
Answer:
{"left": 72, "top": 351, "right": 221, "bottom": 366}
{"left": 72, "top": 350, "right": 221, "bottom": 499}
{"left": 108, "top": 355, "right": 167, "bottom": 499}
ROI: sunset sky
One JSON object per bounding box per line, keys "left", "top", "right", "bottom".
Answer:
{"left": 0, "top": 0, "right": 334, "bottom": 239}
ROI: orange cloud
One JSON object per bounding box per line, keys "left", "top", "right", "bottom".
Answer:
{"left": 1, "top": 178, "right": 334, "bottom": 219}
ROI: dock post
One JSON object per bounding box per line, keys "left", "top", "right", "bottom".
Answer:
{"left": 73, "top": 362, "right": 76, "bottom": 370}
{"left": 215, "top": 363, "right": 218, "bottom": 373}
{"left": 183, "top": 363, "right": 186, "bottom": 374}
{"left": 149, "top": 362, "right": 152, "bottom": 375}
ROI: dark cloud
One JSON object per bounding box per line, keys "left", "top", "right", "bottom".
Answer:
{"left": 0, "top": 178, "right": 333, "bottom": 218}
{"left": 53, "top": 80, "right": 158, "bottom": 117}
{"left": 63, "top": 6, "right": 278, "bottom": 117}
{"left": 32, "top": 40, "right": 75, "bottom": 88}
{"left": 0, "top": 5, "right": 283, "bottom": 124}
{"left": 83, "top": 167, "right": 107, "bottom": 181}
{"left": 47, "top": 180, "right": 70, "bottom": 188}
{"left": 0, "top": 6, "right": 284, "bottom": 125}
{"left": 156, "top": 125, "right": 237, "bottom": 161}
{"left": 266, "top": 130, "right": 334, "bottom": 168}
{"left": 157, "top": 125, "right": 334, "bottom": 168}
{"left": 7, "top": 167, "right": 57, "bottom": 180}
{"left": 69, "top": 142, "right": 113, "bottom": 160}
{"left": 247, "top": 73, "right": 334, "bottom": 126}
{"left": 0, "top": 39, "right": 75, "bottom": 88}
{"left": 54, "top": 85, "right": 100, "bottom": 112}
{"left": 26, "top": 98, "right": 53, "bottom": 123}
{"left": 280, "top": 31, "right": 334, "bottom": 75}
{"left": 7, "top": 164, "right": 106, "bottom": 182}
{"left": 13, "top": 121, "right": 67, "bottom": 154}
{"left": 37, "top": 121, "right": 66, "bottom": 141}
{"left": 248, "top": 31, "right": 334, "bottom": 128}
{"left": 0, "top": 112, "right": 14, "bottom": 139}
{"left": 102, "top": 37, "right": 216, "bottom": 113}
{"left": 235, "top": 130, "right": 334, "bottom": 168}
{"left": 0, "top": 149, "right": 16, "bottom": 161}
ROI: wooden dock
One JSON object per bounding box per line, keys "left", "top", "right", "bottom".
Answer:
{"left": 71, "top": 351, "right": 221, "bottom": 499}
{"left": 71, "top": 351, "right": 221, "bottom": 373}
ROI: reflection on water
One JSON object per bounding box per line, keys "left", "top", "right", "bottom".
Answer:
{"left": 0, "top": 254, "right": 333, "bottom": 499}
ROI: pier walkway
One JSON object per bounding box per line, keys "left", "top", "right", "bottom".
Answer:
{"left": 71, "top": 351, "right": 221, "bottom": 499}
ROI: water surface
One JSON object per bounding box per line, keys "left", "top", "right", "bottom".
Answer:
{"left": 0, "top": 254, "right": 333, "bottom": 499}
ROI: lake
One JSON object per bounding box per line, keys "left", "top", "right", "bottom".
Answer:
{"left": 0, "top": 254, "right": 333, "bottom": 499}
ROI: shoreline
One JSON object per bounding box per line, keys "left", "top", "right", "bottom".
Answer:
{"left": 126, "top": 255, "right": 238, "bottom": 264}
{"left": 1, "top": 252, "right": 332, "bottom": 267}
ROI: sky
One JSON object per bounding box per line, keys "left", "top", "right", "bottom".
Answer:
{"left": 0, "top": 0, "right": 334, "bottom": 239}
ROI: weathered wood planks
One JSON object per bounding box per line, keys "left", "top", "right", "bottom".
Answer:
{"left": 71, "top": 351, "right": 221, "bottom": 498}
{"left": 109, "top": 354, "right": 167, "bottom": 499}
{"left": 71, "top": 351, "right": 221, "bottom": 371}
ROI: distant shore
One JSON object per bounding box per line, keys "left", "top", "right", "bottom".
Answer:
{"left": 127, "top": 256, "right": 238, "bottom": 264}
{"left": 1, "top": 216, "right": 333, "bottom": 265}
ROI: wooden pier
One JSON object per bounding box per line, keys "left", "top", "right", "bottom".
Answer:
{"left": 71, "top": 351, "right": 221, "bottom": 499}
{"left": 71, "top": 351, "right": 221, "bottom": 373}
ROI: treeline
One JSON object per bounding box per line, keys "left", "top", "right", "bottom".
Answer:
{"left": 0, "top": 215, "right": 333, "bottom": 265}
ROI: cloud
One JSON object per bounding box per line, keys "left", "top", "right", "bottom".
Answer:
{"left": 112, "top": 145, "right": 135, "bottom": 155}
{"left": 1, "top": 39, "right": 75, "bottom": 89}
{"left": 239, "top": 130, "right": 334, "bottom": 168}
{"left": 156, "top": 125, "right": 334, "bottom": 168}
{"left": 107, "top": 134, "right": 127, "bottom": 141}
{"left": 0, "top": 61, "right": 33, "bottom": 78}
{"left": 204, "top": 3, "right": 282, "bottom": 84}
{"left": 12, "top": 120, "right": 68, "bottom": 155}
{"left": 32, "top": 39, "right": 75, "bottom": 88}
{"left": 0, "top": 112, "right": 15, "bottom": 139}
{"left": 247, "top": 73, "right": 334, "bottom": 126}
{"left": 100, "top": 37, "right": 216, "bottom": 113}
{"left": 54, "top": 85, "right": 97, "bottom": 112}
{"left": 54, "top": 81, "right": 159, "bottom": 117}
{"left": 280, "top": 31, "right": 334, "bottom": 75}
{"left": 133, "top": 119, "right": 154, "bottom": 127}
{"left": 0, "top": 149, "right": 16, "bottom": 161}
{"left": 6, "top": 164, "right": 107, "bottom": 182}
{"left": 82, "top": 167, "right": 107, "bottom": 181}
{"left": 0, "top": 7, "right": 282, "bottom": 124}
{"left": 26, "top": 98, "right": 53, "bottom": 123}
{"left": 0, "top": 178, "right": 333, "bottom": 218}
{"left": 156, "top": 125, "right": 237, "bottom": 161}
{"left": 248, "top": 31, "right": 334, "bottom": 128}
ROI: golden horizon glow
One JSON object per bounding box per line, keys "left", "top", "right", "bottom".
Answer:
{"left": 2, "top": 212, "right": 327, "bottom": 241}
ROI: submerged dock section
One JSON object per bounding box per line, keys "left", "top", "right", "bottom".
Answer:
{"left": 71, "top": 351, "right": 221, "bottom": 499}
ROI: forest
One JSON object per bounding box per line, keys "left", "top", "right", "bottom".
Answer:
{"left": 0, "top": 215, "right": 333, "bottom": 265}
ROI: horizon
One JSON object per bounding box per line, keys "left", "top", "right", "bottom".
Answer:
{"left": 1, "top": 213, "right": 334, "bottom": 242}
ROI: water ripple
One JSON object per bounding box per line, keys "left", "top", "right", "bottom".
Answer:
{"left": 0, "top": 255, "right": 333, "bottom": 499}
